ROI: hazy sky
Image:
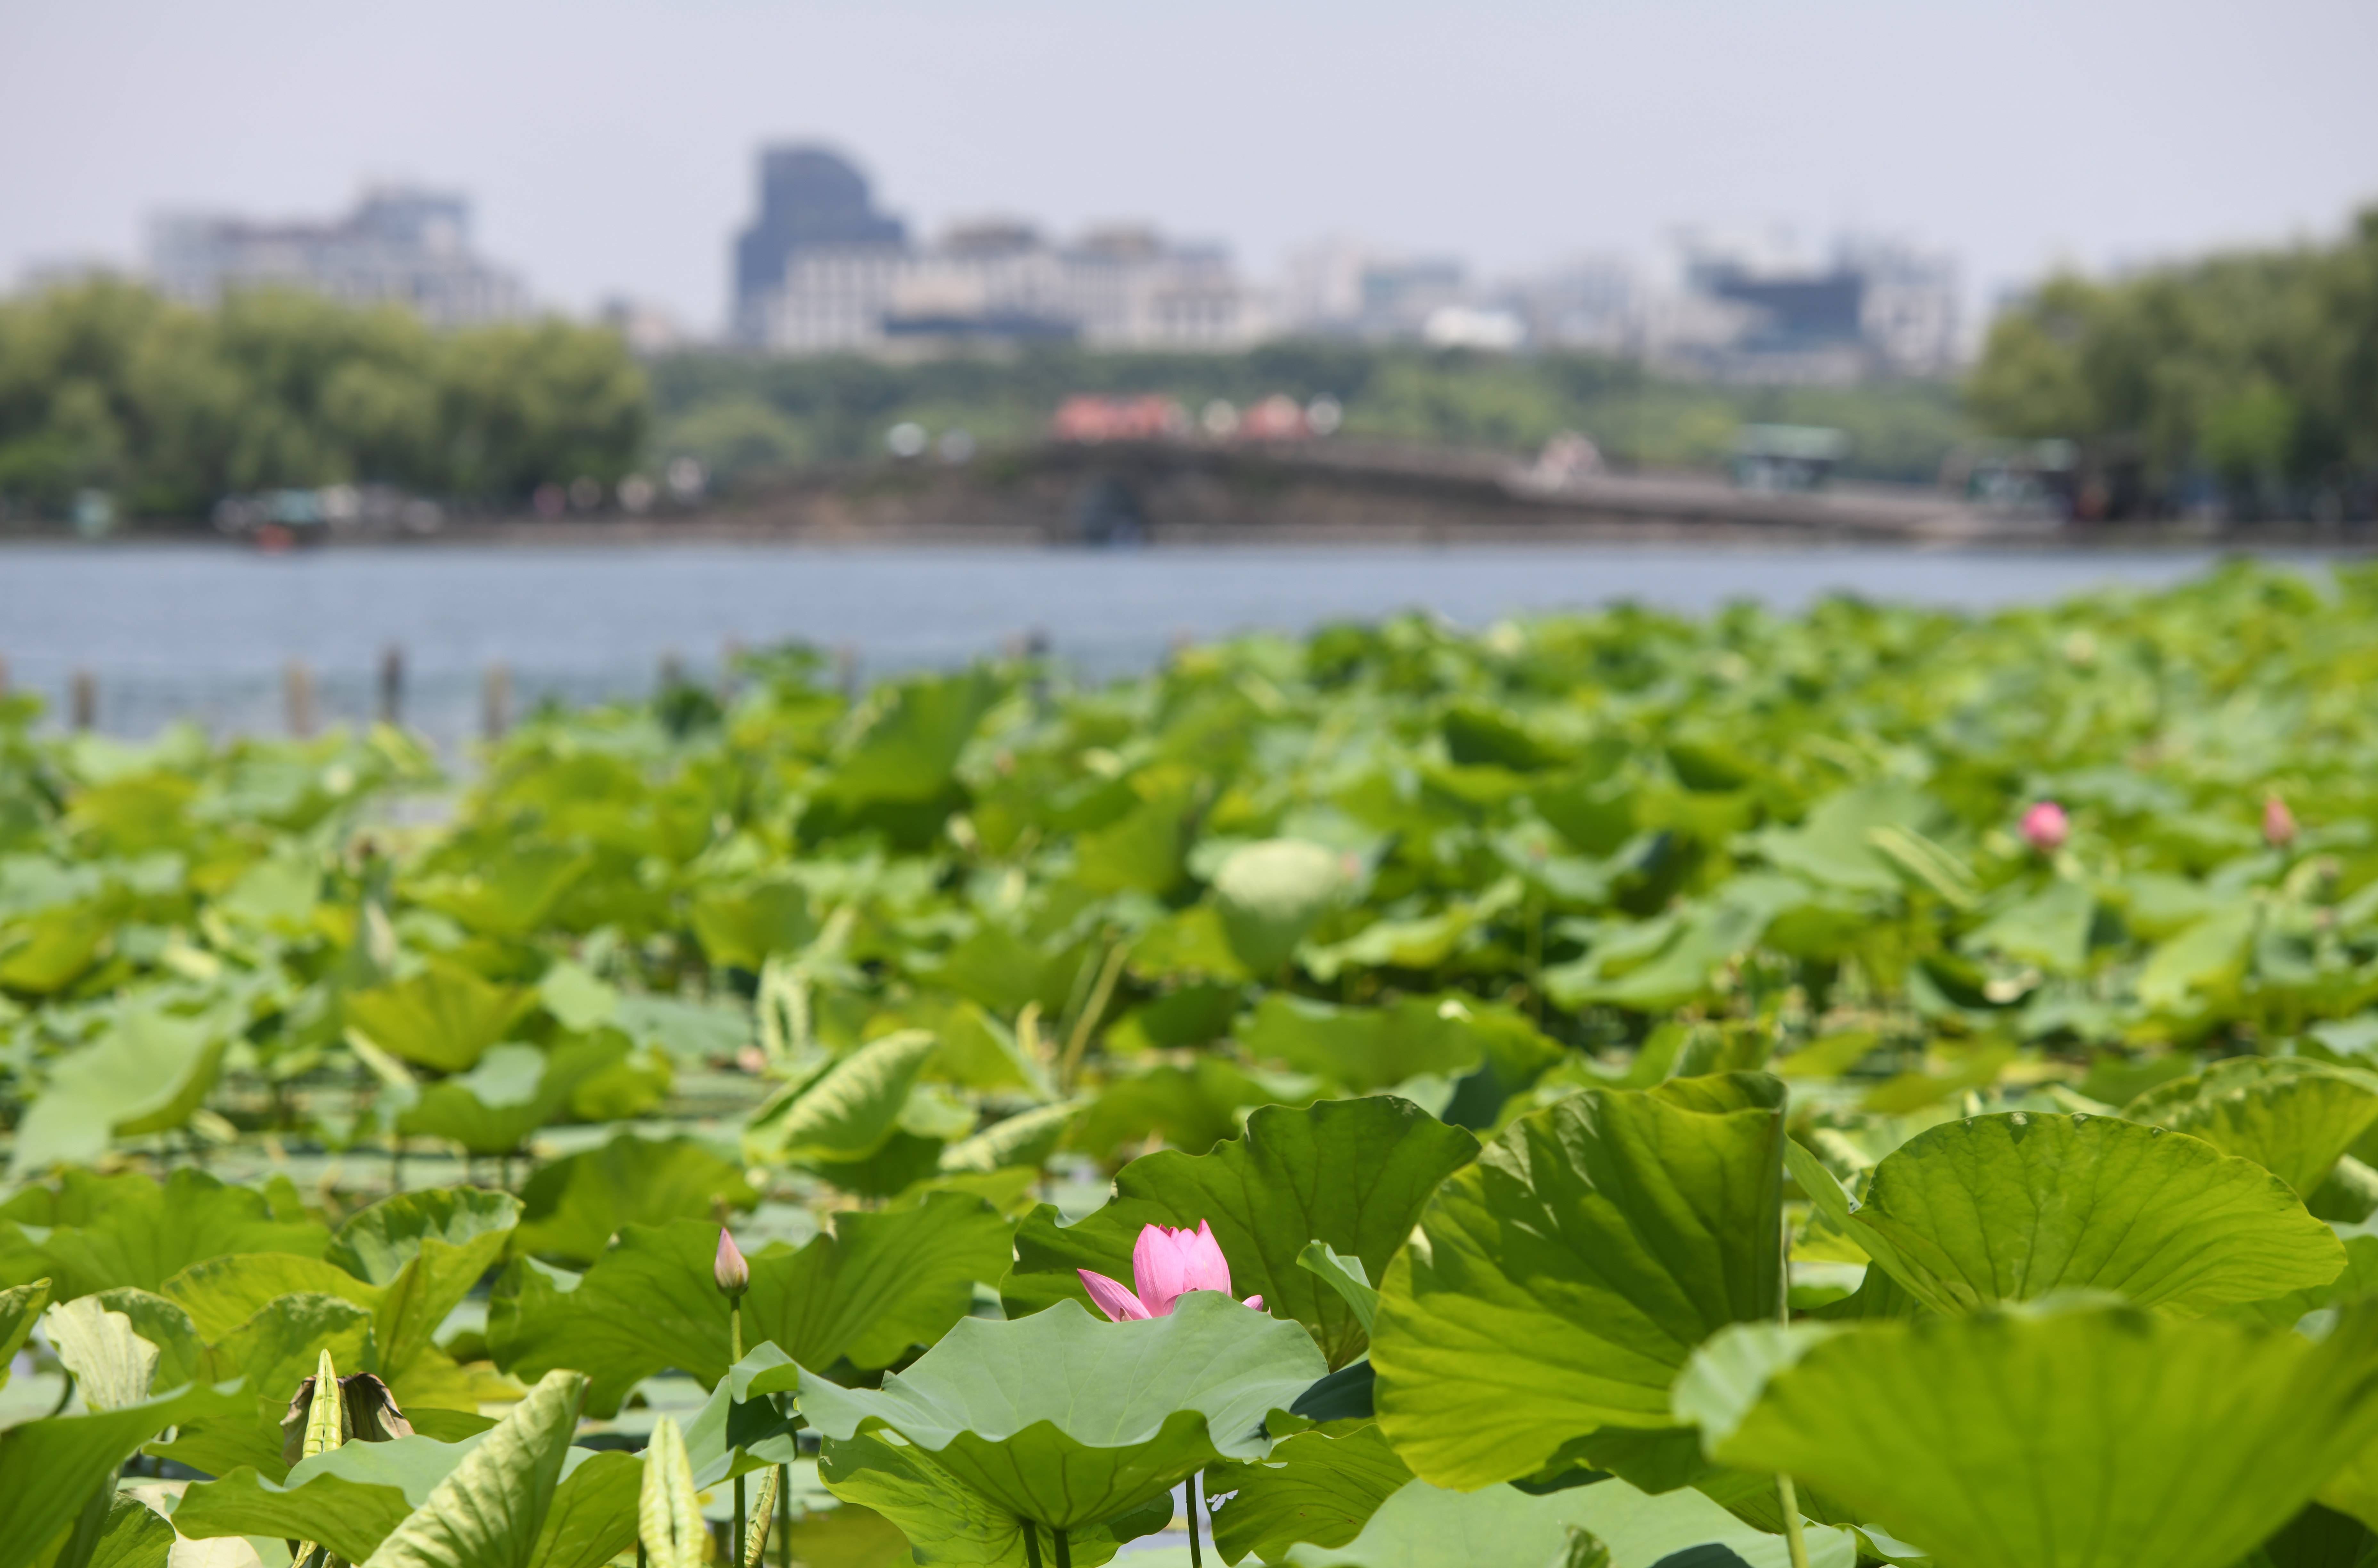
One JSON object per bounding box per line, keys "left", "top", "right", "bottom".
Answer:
{"left": 4, "top": 0, "right": 2374, "bottom": 333}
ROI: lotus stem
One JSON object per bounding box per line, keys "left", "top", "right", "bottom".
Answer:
{"left": 1778, "top": 1474, "right": 1811, "bottom": 1568}
{"left": 1059, "top": 938, "right": 1128, "bottom": 1094}
{"left": 1053, "top": 1527, "right": 1074, "bottom": 1568}
{"left": 1188, "top": 1472, "right": 1204, "bottom": 1567}
{"left": 778, "top": 1462, "right": 793, "bottom": 1567}
{"left": 734, "top": 1474, "right": 746, "bottom": 1568}
{"left": 1022, "top": 1524, "right": 1045, "bottom": 1568}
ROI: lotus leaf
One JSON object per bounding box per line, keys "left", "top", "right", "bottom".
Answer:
{"left": 1283, "top": 1474, "right": 1855, "bottom": 1568}
{"left": 1371, "top": 1073, "right": 1786, "bottom": 1489}
{"left": 1673, "top": 1299, "right": 2378, "bottom": 1568}
{"left": 2126, "top": 1057, "right": 2378, "bottom": 1198}
{"left": 492, "top": 1194, "right": 1010, "bottom": 1416}
{"left": 1785, "top": 1111, "right": 2344, "bottom": 1315}
{"left": 795, "top": 1293, "right": 1327, "bottom": 1530}
{"left": 512, "top": 1132, "right": 759, "bottom": 1264}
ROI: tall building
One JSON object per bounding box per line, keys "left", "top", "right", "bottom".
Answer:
{"left": 147, "top": 187, "right": 527, "bottom": 327}
{"left": 734, "top": 142, "right": 1264, "bottom": 356}
{"left": 731, "top": 145, "right": 908, "bottom": 346}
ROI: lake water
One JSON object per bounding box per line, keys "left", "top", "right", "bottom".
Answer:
{"left": 0, "top": 542, "right": 2290, "bottom": 745}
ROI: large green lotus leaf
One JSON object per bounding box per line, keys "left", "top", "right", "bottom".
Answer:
{"left": 940, "top": 1100, "right": 1080, "bottom": 1175}
{"left": 491, "top": 1195, "right": 1010, "bottom": 1417}
{"left": 8, "top": 1003, "right": 232, "bottom": 1176}
{"left": 1006, "top": 1096, "right": 1478, "bottom": 1369}
{"left": 1785, "top": 1111, "right": 2343, "bottom": 1316}
{"left": 161, "top": 1252, "right": 379, "bottom": 1341}
{"left": 512, "top": 1133, "right": 758, "bottom": 1265}
{"left": 2224, "top": 1234, "right": 2378, "bottom": 1328}
{"left": 1209, "top": 1424, "right": 1413, "bottom": 1564}
{"left": 172, "top": 1434, "right": 468, "bottom": 1561}
{"left": 816, "top": 667, "right": 1001, "bottom": 807}
{"left": 45, "top": 1294, "right": 160, "bottom": 1409}
{"left": 88, "top": 1493, "right": 177, "bottom": 1568}
{"left": 743, "top": 1030, "right": 938, "bottom": 1168}
{"left": 0, "top": 1278, "right": 51, "bottom": 1390}
{"left": 0, "top": 904, "right": 107, "bottom": 995}
{"left": 151, "top": 1290, "right": 383, "bottom": 1483}
{"left": 795, "top": 1294, "right": 1327, "bottom": 1530}
{"left": 358, "top": 1368, "right": 588, "bottom": 1568}
{"left": 817, "top": 1431, "right": 1167, "bottom": 1566}
{"left": 209, "top": 1291, "right": 379, "bottom": 1400}
{"left": 1284, "top": 1475, "right": 1856, "bottom": 1568}
{"left": 174, "top": 1431, "right": 636, "bottom": 1568}
{"left": 692, "top": 878, "right": 817, "bottom": 973}
{"left": 1749, "top": 780, "right": 1940, "bottom": 897}
{"left": 1370, "top": 1073, "right": 1786, "bottom": 1489}
{"left": 92, "top": 1289, "right": 204, "bottom": 1391}
{"left": 396, "top": 1039, "right": 631, "bottom": 1155}
{"left": 2125, "top": 1057, "right": 2378, "bottom": 1197}
{"left": 8, "top": 1168, "right": 326, "bottom": 1297}
{"left": 528, "top": 1449, "right": 644, "bottom": 1568}
{"left": 1211, "top": 839, "right": 1346, "bottom": 974}
{"left": 681, "top": 1345, "right": 806, "bottom": 1486}
{"left": 0, "top": 1377, "right": 250, "bottom": 1568}
{"left": 346, "top": 965, "right": 536, "bottom": 1074}
{"left": 330, "top": 1187, "right": 520, "bottom": 1376}
{"left": 406, "top": 845, "right": 588, "bottom": 939}
{"left": 1234, "top": 993, "right": 1558, "bottom": 1096}
{"left": 1672, "top": 1299, "right": 2378, "bottom": 1568}
{"left": 1962, "top": 877, "right": 2095, "bottom": 976}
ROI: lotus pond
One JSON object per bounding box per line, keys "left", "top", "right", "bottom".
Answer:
{"left": 5, "top": 560, "right": 2378, "bottom": 1568}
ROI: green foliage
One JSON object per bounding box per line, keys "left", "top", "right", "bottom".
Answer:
{"left": 1370, "top": 1074, "right": 1787, "bottom": 1489}
{"left": 1786, "top": 1112, "right": 2343, "bottom": 1315}
{"left": 0, "top": 281, "right": 647, "bottom": 515}
{"left": 1967, "top": 208, "right": 2378, "bottom": 504}
{"left": 492, "top": 1196, "right": 1010, "bottom": 1416}
{"left": 796, "top": 1293, "right": 1326, "bottom": 1530}
{"left": 1676, "top": 1300, "right": 2378, "bottom": 1568}
{"left": 12, "top": 570, "right": 2378, "bottom": 1564}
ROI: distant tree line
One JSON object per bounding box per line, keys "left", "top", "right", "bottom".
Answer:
{"left": 1968, "top": 208, "right": 2378, "bottom": 520}
{"left": 0, "top": 279, "right": 648, "bottom": 521}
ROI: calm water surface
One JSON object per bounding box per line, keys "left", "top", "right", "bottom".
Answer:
{"left": 0, "top": 542, "right": 2287, "bottom": 744}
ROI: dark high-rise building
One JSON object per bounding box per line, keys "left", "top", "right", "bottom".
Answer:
{"left": 731, "top": 145, "right": 907, "bottom": 344}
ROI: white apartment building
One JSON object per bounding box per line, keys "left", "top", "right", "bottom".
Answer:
{"left": 754, "top": 222, "right": 1262, "bottom": 356}
{"left": 149, "top": 187, "right": 527, "bottom": 328}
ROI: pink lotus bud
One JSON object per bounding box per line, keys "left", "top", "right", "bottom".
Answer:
{"left": 2020, "top": 801, "right": 2068, "bottom": 853}
{"left": 713, "top": 1228, "right": 749, "bottom": 1296}
{"left": 2265, "top": 794, "right": 2298, "bottom": 848}
{"left": 1079, "top": 1220, "right": 1266, "bottom": 1321}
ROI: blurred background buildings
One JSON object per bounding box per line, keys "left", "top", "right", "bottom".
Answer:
{"left": 147, "top": 187, "right": 527, "bottom": 328}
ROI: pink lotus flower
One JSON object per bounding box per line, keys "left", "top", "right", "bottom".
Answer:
{"left": 2265, "top": 794, "right": 2299, "bottom": 848}
{"left": 2020, "top": 801, "right": 2069, "bottom": 853}
{"left": 1079, "top": 1221, "right": 1264, "bottom": 1321}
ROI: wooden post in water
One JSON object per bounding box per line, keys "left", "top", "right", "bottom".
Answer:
{"left": 658, "top": 650, "right": 684, "bottom": 692}
{"left": 834, "top": 643, "right": 860, "bottom": 706}
{"left": 378, "top": 644, "right": 405, "bottom": 727}
{"left": 0, "top": 653, "right": 10, "bottom": 696}
{"left": 69, "top": 668, "right": 96, "bottom": 731}
{"left": 483, "top": 661, "right": 512, "bottom": 741}
{"left": 284, "top": 659, "right": 316, "bottom": 737}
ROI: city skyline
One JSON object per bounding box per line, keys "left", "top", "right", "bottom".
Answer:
{"left": 4, "top": 0, "right": 2374, "bottom": 335}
